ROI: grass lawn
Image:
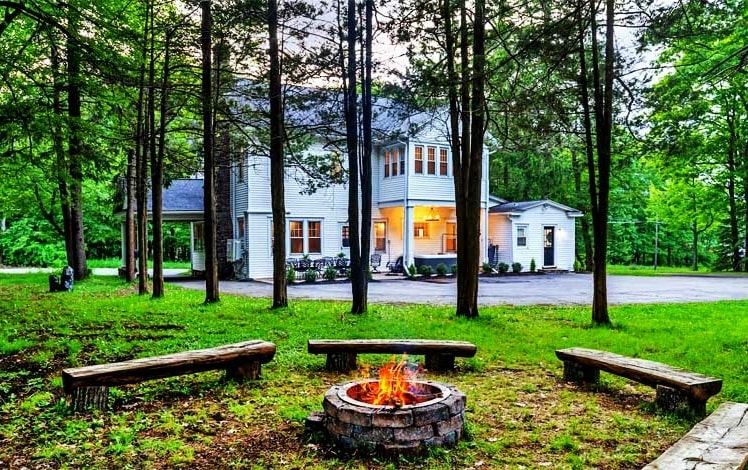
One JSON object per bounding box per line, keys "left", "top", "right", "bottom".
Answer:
{"left": 1, "top": 274, "right": 747, "bottom": 469}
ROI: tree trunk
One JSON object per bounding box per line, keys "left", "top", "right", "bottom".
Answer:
{"left": 201, "top": 0, "right": 219, "bottom": 304}
{"left": 125, "top": 149, "right": 137, "bottom": 282}
{"left": 151, "top": 31, "right": 171, "bottom": 298}
{"left": 268, "top": 0, "right": 287, "bottom": 308}
{"left": 344, "top": 0, "right": 366, "bottom": 314}
{"left": 136, "top": 0, "right": 151, "bottom": 295}
{"left": 66, "top": 5, "right": 87, "bottom": 281}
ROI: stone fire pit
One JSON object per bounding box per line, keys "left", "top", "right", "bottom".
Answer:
{"left": 319, "top": 379, "right": 466, "bottom": 454}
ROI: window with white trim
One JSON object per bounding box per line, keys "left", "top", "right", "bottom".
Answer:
{"left": 427, "top": 146, "right": 436, "bottom": 175}
{"left": 516, "top": 225, "right": 527, "bottom": 247}
{"left": 288, "top": 219, "right": 323, "bottom": 255}
{"left": 414, "top": 146, "right": 423, "bottom": 174}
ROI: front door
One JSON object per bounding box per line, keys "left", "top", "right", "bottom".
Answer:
{"left": 544, "top": 227, "right": 555, "bottom": 266}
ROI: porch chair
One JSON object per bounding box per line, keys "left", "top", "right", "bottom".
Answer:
{"left": 370, "top": 253, "right": 381, "bottom": 273}
{"left": 386, "top": 256, "right": 404, "bottom": 274}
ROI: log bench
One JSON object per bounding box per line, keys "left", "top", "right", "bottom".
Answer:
{"left": 555, "top": 347, "right": 722, "bottom": 416}
{"left": 643, "top": 401, "right": 748, "bottom": 469}
{"left": 307, "top": 339, "right": 477, "bottom": 372}
{"left": 62, "top": 340, "right": 276, "bottom": 411}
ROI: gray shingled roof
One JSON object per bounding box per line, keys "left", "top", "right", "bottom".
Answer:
{"left": 150, "top": 179, "right": 204, "bottom": 213}
{"left": 489, "top": 199, "right": 581, "bottom": 214}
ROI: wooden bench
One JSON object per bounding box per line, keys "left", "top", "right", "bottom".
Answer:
{"left": 643, "top": 401, "right": 748, "bottom": 469}
{"left": 555, "top": 347, "right": 722, "bottom": 416}
{"left": 307, "top": 339, "right": 477, "bottom": 372}
{"left": 62, "top": 340, "right": 276, "bottom": 411}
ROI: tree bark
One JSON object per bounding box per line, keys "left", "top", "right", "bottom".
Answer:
{"left": 268, "top": 0, "right": 287, "bottom": 308}
{"left": 344, "top": 0, "right": 366, "bottom": 314}
{"left": 201, "top": 0, "right": 219, "bottom": 303}
{"left": 151, "top": 30, "right": 171, "bottom": 298}
{"left": 136, "top": 0, "right": 151, "bottom": 295}
{"left": 125, "top": 149, "right": 137, "bottom": 282}
{"left": 66, "top": 4, "right": 87, "bottom": 281}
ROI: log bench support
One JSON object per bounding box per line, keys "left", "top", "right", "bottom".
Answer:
{"left": 643, "top": 402, "right": 748, "bottom": 469}
{"left": 556, "top": 347, "right": 722, "bottom": 417}
{"left": 308, "top": 339, "right": 477, "bottom": 372}
{"left": 62, "top": 340, "right": 276, "bottom": 412}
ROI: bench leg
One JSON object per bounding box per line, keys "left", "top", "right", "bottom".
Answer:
{"left": 655, "top": 385, "right": 706, "bottom": 416}
{"left": 68, "top": 386, "right": 109, "bottom": 412}
{"left": 425, "top": 354, "right": 456, "bottom": 371}
{"left": 562, "top": 361, "right": 600, "bottom": 383}
{"left": 226, "top": 361, "right": 262, "bottom": 381}
{"left": 326, "top": 353, "right": 357, "bottom": 372}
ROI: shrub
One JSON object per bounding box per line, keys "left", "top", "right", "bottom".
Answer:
{"left": 304, "top": 268, "right": 318, "bottom": 282}
{"left": 435, "top": 263, "right": 448, "bottom": 276}
{"left": 530, "top": 258, "right": 536, "bottom": 272}
{"left": 418, "top": 264, "right": 433, "bottom": 276}
{"left": 286, "top": 265, "right": 296, "bottom": 282}
{"left": 482, "top": 262, "right": 494, "bottom": 274}
{"left": 323, "top": 265, "right": 337, "bottom": 281}
{"left": 512, "top": 262, "right": 523, "bottom": 273}
{"left": 407, "top": 263, "right": 417, "bottom": 277}
{"left": 451, "top": 263, "right": 458, "bottom": 275}
{"left": 498, "top": 262, "right": 509, "bottom": 274}
{"left": 573, "top": 259, "right": 583, "bottom": 272}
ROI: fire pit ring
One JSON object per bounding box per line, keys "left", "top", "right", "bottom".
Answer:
{"left": 321, "top": 379, "right": 466, "bottom": 454}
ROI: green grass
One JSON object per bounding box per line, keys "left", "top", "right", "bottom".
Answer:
{"left": 1, "top": 273, "right": 747, "bottom": 468}
{"left": 606, "top": 264, "right": 723, "bottom": 276}
{"left": 86, "top": 258, "right": 191, "bottom": 269}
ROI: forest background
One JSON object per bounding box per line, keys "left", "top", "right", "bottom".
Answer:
{"left": 0, "top": 0, "right": 746, "bottom": 274}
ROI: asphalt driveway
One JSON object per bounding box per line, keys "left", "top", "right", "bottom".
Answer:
{"left": 168, "top": 272, "right": 748, "bottom": 306}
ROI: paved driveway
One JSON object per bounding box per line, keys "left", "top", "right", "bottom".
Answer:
{"left": 169, "top": 273, "right": 748, "bottom": 306}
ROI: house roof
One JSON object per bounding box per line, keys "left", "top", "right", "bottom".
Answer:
{"left": 115, "top": 178, "right": 204, "bottom": 221}
{"left": 489, "top": 199, "right": 583, "bottom": 216}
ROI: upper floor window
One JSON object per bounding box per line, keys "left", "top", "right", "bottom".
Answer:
{"left": 237, "top": 158, "right": 245, "bottom": 182}
{"left": 383, "top": 151, "right": 390, "bottom": 178}
{"left": 439, "top": 148, "right": 448, "bottom": 176}
{"left": 414, "top": 146, "right": 423, "bottom": 174}
{"left": 398, "top": 150, "right": 405, "bottom": 175}
{"left": 517, "top": 225, "right": 527, "bottom": 247}
{"left": 427, "top": 146, "right": 436, "bottom": 175}
{"left": 390, "top": 148, "right": 398, "bottom": 176}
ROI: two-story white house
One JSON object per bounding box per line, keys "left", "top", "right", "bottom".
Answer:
{"left": 181, "top": 104, "right": 582, "bottom": 279}
{"left": 123, "top": 95, "right": 582, "bottom": 278}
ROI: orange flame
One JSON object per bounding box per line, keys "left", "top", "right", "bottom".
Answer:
{"left": 355, "top": 354, "right": 428, "bottom": 406}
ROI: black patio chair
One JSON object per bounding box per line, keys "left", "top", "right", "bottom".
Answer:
{"left": 370, "top": 253, "right": 382, "bottom": 273}
{"left": 386, "top": 255, "right": 404, "bottom": 274}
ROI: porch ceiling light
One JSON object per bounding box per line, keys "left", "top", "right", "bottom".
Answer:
{"left": 425, "top": 207, "right": 440, "bottom": 222}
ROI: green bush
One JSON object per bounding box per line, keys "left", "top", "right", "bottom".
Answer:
{"left": 498, "top": 262, "right": 509, "bottom": 273}
{"left": 0, "top": 219, "right": 66, "bottom": 267}
{"left": 418, "top": 264, "right": 433, "bottom": 276}
{"left": 286, "top": 265, "right": 297, "bottom": 282}
{"left": 451, "top": 263, "right": 458, "bottom": 275}
{"left": 482, "top": 262, "right": 494, "bottom": 273}
{"left": 323, "top": 265, "right": 337, "bottom": 281}
{"left": 407, "top": 263, "right": 417, "bottom": 277}
{"left": 304, "top": 268, "right": 318, "bottom": 282}
{"left": 530, "top": 258, "right": 536, "bottom": 272}
{"left": 512, "top": 262, "right": 523, "bottom": 273}
{"left": 435, "top": 263, "right": 448, "bottom": 276}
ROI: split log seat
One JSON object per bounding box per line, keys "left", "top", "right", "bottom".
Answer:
{"left": 643, "top": 401, "right": 748, "bottom": 469}
{"left": 555, "top": 347, "right": 722, "bottom": 416}
{"left": 62, "top": 340, "right": 276, "bottom": 411}
{"left": 307, "top": 339, "right": 477, "bottom": 372}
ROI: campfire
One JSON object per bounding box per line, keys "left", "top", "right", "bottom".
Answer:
{"left": 311, "top": 354, "right": 467, "bottom": 455}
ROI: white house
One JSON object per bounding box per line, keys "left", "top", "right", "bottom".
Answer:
{"left": 125, "top": 96, "right": 582, "bottom": 277}
{"left": 186, "top": 109, "right": 582, "bottom": 278}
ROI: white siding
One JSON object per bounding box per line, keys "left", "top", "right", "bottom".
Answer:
{"left": 493, "top": 206, "right": 577, "bottom": 272}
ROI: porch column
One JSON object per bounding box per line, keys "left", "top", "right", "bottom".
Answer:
{"left": 480, "top": 205, "right": 490, "bottom": 263}
{"left": 404, "top": 205, "right": 415, "bottom": 268}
